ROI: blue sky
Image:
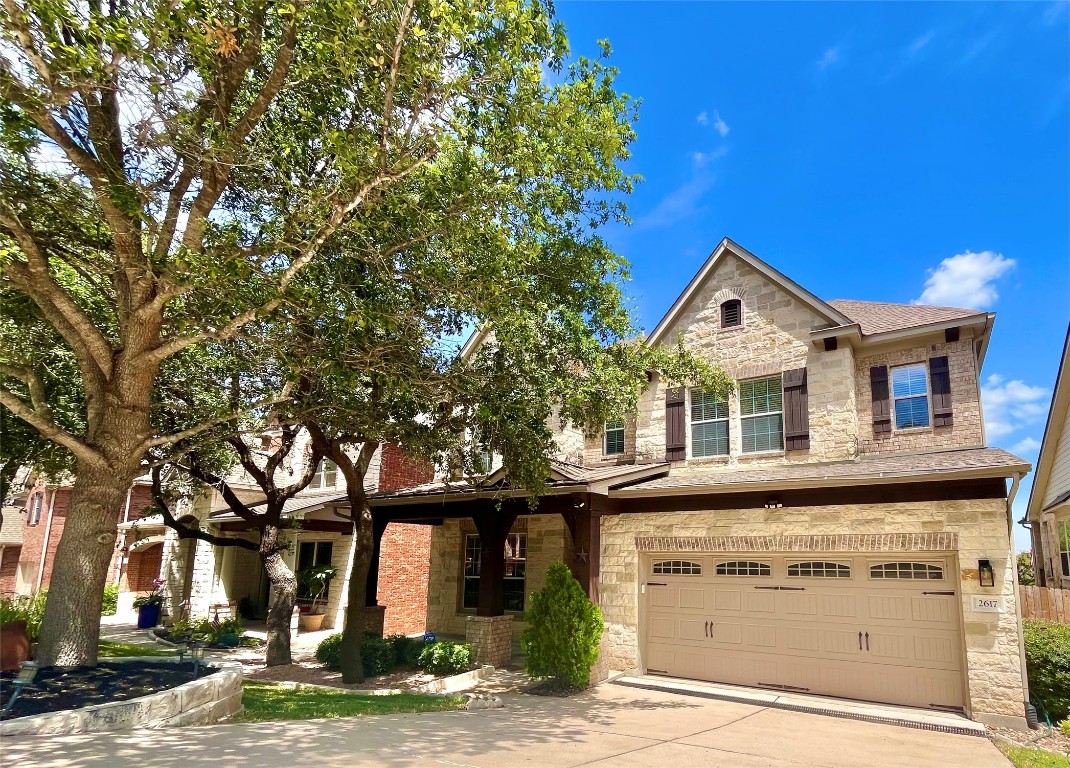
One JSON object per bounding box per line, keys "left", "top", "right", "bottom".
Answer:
{"left": 557, "top": 1, "right": 1069, "bottom": 550}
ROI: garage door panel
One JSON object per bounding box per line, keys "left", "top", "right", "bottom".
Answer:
{"left": 643, "top": 552, "right": 964, "bottom": 711}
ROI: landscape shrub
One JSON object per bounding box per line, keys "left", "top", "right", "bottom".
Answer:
{"left": 316, "top": 632, "right": 397, "bottom": 677}
{"left": 417, "top": 641, "right": 474, "bottom": 675}
{"left": 101, "top": 585, "right": 119, "bottom": 616}
{"left": 521, "top": 562, "right": 603, "bottom": 690}
{"left": 387, "top": 634, "right": 426, "bottom": 667}
{"left": 1024, "top": 619, "right": 1070, "bottom": 721}
{"left": 0, "top": 592, "right": 47, "bottom": 639}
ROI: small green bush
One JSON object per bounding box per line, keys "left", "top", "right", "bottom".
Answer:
{"left": 315, "top": 633, "right": 343, "bottom": 670}
{"left": 0, "top": 592, "right": 47, "bottom": 640}
{"left": 315, "top": 632, "right": 397, "bottom": 677}
{"left": 521, "top": 562, "right": 603, "bottom": 690}
{"left": 387, "top": 634, "right": 426, "bottom": 667}
{"left": 1025, "top": 619, "right": 1070, "bottom": 721}
{"left": 417, "top": 641, "right": 474, "bottom": 675}
{"left": 101, "top": 585, "right": 119, "bottom": 616}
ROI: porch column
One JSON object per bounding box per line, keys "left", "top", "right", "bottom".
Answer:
{"left": 365, "top": 513, "right": 389, "bottom": 607}
{"left": 563, "top": 494, "right": 601, "bottom": 603}
{"left": 472, "top": 508, "right": 519, "bottom": 616}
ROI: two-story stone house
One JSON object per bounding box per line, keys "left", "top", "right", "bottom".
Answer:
{"left": 367, "top": 238, "right": 1030, "bottom": 729}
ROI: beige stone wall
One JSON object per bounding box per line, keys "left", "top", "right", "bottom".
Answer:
{"left": 599, "top": 498, "right": 1024, "bottom": 720}
{"left": 855, "top": 336, "right": 985, "bottom": 455}
{"left": 426, "top": 514, "right": 570, "bottom": 636}
{"left": 583, "top": 416, "right": 638, "bottom": 467}
{"left": 634, "top": 254, "right": 858, "bottom": 467}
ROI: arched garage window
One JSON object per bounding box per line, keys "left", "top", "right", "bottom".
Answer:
{"left": 869, "top": 562, "right": 943, "bottom": 580}
{"left": 653, "top": 560, "right": 702, "bottom": 575}
{"left": 787, "top": 561, "right": 851, "bottom": 578}
{"left": 715, "top": 561, "right": 771, "bottom": 577}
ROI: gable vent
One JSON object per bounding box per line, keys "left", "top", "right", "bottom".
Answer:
{"left": 721, "top": 299, "right": 742, "bottom": 328}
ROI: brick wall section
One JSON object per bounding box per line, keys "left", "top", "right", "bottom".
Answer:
{"left": 377, "top": 523, "right": 432, "bottom": 635}
{"left": 17, "top": 487, "right": 70, "bottom": 592}
{"left": 598, "top": 498, "right": 1024, "bottom": 721}
{"left": 378, "top": 443, "right": 435, "bottom": 492}
{"left": 120, "top": 543, "right": 164, "bottom": 592}
{"left": 0, "top": 546, "right": 20, "bottom": 593}
{"left": 855, "top": 336, "right": 985, "bottom": 454}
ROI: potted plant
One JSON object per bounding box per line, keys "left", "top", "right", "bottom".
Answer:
{"left": 297, "top": 564, "right": 337, "bottom": 632}
{"left": 133, "top": 579, "right": 165, "bottom": 629}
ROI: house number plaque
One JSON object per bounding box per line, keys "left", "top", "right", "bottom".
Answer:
{"left": 970, "top": 596, "right": 1004, "bottom": 613}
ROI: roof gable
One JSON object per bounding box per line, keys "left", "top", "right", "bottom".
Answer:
{"left": 646, "top": 238, "right": 852, "bottom": 347}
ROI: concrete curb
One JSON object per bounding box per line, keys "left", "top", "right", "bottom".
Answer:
{"left": 0, "top": 657, "right": 243, "bottom": 736}
{"left": 250, "top": 665, "right": 497, "bottom": 697}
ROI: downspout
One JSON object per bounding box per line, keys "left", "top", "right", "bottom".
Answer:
{"left": 1005, "top": 472, "right": 1034, "bottom": 726}
{"left": 35, "top": 488, "right": 57, "bottom": 593}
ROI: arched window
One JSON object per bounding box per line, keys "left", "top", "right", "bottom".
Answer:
{"left": 653, "top": 560, "right": 702, "bottom": 575}
{"left": 869, "top": 562, "right": 944, "bottom": 580}
{"left": 715, "top": 560, "right": 771, "bottom": 577}
{"left": 787, "top": 561, "right": 851, "bottom": 578}
{"left": 721, "top": 299, "right": 742, "bottom": 328}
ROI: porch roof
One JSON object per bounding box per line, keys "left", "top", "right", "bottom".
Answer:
{"left": 368, "top": 461, "right": 670, "bottom": 506}
{"left": 208, "top": 487, "right": 361, "bottom": 522}
{"left": 609, "top": 447, "right": 1030, "bottom": 498}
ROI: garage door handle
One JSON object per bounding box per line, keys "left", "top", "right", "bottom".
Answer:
{"left": 922, "top": 591, "right": 955, "bottom": 596}
{"left": 647, "top": 582, "right": 667, "bottom": 587}
{"left": 858, "top": 631, "right": 862, "bottom": 650}
{"left": 754, "top": 586, "right": 780, "bottom": 590}
{"left": 705, "top": 620, "right": 709, "bottom": 638}
{"left": 865, "top": 632, "right": 869, "bottom": 651}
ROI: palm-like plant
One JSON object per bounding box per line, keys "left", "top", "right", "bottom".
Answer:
{"left": 298, "top": 565, "right": 338, "bottom": 616}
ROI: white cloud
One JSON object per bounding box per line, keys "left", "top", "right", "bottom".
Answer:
{"left": 696, "top": 111, "right": 708, "bottom": 125}
{"left": 981, "top": 374, "right": 1049, "bottom": 441}
{"left": 908, "top": 31, "right": 936, "bottom": 57}
{"left": 914, "top": 250, "right": 1015, "bottom": 309}
{"left": 636, "top": 148, "right": 727, "bottom": 230}
{"left": 1011, "top": 437, "right": 1042, "bottom": 455}
{"left": 817, "top": 48, "right": 840, "bottom": 71}
{"left": 712, "top": 110, "right": 730, "bottom": 138}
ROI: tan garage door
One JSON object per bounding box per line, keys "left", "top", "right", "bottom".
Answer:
{"left": 643, "top": 553, "right": 964, "bottom": 710}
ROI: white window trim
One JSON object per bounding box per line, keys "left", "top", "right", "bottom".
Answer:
{"left": 890, "top": 361, "right": 934, "bottom": 432}
{"left": 689, "top": 388, "right": 730, "bottom": 459}
{"left": 1058, "top": 517, "right": 1070, "bottom": 581}
{"left": 738, "top": 376, "right": 785, "bottom": 454}
{"left": 604, "top": 419, "right": 626, "bottom": 456}
{"left": 313, "top": 459, "right": 338, "bottom": 489}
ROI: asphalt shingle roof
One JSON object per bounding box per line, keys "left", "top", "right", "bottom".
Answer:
{"left": 828, "top": 300, "right": 986, "bottom": 336}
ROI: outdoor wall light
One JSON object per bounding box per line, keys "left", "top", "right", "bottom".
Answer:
{"left": 978, "top": 559, "right": 995, "bottom": 588}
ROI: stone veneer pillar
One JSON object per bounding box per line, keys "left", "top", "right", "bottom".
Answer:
{"left": 588, "top": 634, "right": 610, "bottom": 686}
{"left": 465, "top": 614, "right": 513, "bottom": 667}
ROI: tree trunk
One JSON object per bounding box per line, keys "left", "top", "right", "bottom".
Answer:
{"left": 340, "top": 501, "right": 375, "bottom": 684}
{"left": 260, "top": 524, "right": 297, "bottom": 667}
{"left": 36, "top": 462, "right": 134, "bottom": 666}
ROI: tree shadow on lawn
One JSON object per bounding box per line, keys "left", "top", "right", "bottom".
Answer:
{"left": 1, "top": 684, "right": 717, "bottom": 768}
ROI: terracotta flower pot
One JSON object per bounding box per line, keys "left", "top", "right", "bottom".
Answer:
{"left": 0, "top": 621, "right": 32, "bottom": 672}
{"left": 298, "top": 612, "right": 326, "bottom": 632}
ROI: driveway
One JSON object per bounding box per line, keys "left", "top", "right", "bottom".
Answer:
{"left": 4, "top": 682, "right": 1008, "bottom": 768}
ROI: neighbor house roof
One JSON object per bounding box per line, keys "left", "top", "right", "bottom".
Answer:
{"left": 609, "top": 447, "right": 1029, "bottom": 498}
{"left": 1026, "top": 324, "right": 1070, "bottom": 521}
{"left": 0, "top": 507, "right": 23, "bottom": 546}
{"left": 208, "top": 487, "right": 363, "bottom": 522}
{"left": 827, "top": 300, "right": 988, "bottom": 336}
{"left": 369, "top": 461, "right": 671, "bottom": 505}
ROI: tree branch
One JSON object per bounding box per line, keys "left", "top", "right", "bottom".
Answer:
{"left": 152, "top": 467, "right": 258, "bottom": 551}
{"left": 0, "top": 385, "right": 106, "bottom": 469}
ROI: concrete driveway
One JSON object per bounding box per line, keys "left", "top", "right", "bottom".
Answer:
{"left": 4, "top": 683, "right": 1008, "bottom": 768}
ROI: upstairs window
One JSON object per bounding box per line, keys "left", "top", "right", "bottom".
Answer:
{"left": 691, "top": 390, "right": 729, "bottom": 457}
{"left": 721, "top": 299, "right": 742, "bottom": 328}
{"left": 27, "top": 492, "right": 43, "bottom": 526}
{"left": 740, "top": 377, "right": 784, "bottom": 453}
{"left": 891, "top": 363, "right": 930, "bottom": 429}
{"left": 604, "top": 419, "right": 625, "bottom": 456}
{"left": 314, "top": 459, "right": 338, "bottom": 489}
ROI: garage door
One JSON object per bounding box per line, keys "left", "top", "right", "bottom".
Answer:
{"left": 643, "top": 553, "right": 964, "bottom": 710}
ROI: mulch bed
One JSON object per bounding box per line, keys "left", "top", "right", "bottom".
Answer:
{"left": 0, "top": 662, "right": 215, "bottom": 720}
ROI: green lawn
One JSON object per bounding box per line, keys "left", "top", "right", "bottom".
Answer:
{"left": 236, "top": 681, "right": 465, "bottom": 723}
{"left": 98, "top": 639, "right": 175, "bottom": 657}
{"left": 997, "top": 743, "right": 1070, "bottom": 768}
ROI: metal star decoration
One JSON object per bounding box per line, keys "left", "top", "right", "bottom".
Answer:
{"left": 575, "top": 547, "right": 589, "bottom": 564}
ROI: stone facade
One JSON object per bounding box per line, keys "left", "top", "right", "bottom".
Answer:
{"left": 855, "top": 336, "right": 985, "bottom": 455}
{"left": 598, "top": 498, "right": 1024, "bottom": 723}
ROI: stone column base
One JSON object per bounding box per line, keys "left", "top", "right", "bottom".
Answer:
{"left": 465, "top": 614, "right": 514, "bottom": 667}
{"left": 589, "top": 634, "right": 610, "bottom": 686}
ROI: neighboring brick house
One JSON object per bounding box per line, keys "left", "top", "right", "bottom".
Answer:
{"left": 0, "top": 476, "right": 156, "bottom": 600}
{"left": 367, "top": 238, "right": 1031, "bottom": 729}
{"left": 1024, "top": 324, "right": 1070, "bottom": 587}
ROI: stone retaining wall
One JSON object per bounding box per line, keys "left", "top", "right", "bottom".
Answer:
{"left": 0, "top": 657, "right": 243, "bottom": 737}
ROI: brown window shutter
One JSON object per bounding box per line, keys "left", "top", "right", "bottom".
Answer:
{"left": 783, "top": 367, "right": 810, "bottom": 450}
{"left": 870, "top": 366, "right": 891, "bottom": 434}
{"left": 929, "top": 355, "right": 953, "bottom": 426}
{"left": 665, "top": 387, "right": 686, "bottom": 461}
